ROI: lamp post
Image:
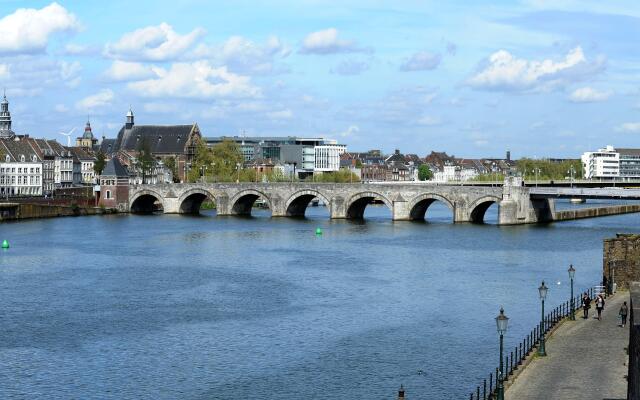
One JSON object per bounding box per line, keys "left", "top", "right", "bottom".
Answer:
{"left": 608, "top": 260, "right": 616, "bottom": 295}
{"left": 568, "top": 265, "right": 576, "bottom": 320}
{"left": 495, "top": 307, "right": 509, "bottom": 400}
{"left": 532, "top": 168, "right": 541, "bottom": 188}
{"left": 538, "top": 281, "right": 548, "bottom": 356}
{"left": 567, "top": 166, "right": 576, "bottom": 188}
{"left": 236, "top": 162, "right": 241, "bottom": 183}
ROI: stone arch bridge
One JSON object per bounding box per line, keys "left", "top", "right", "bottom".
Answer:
{"left": 128, "top": 181, "right": 552, "bottom": 225}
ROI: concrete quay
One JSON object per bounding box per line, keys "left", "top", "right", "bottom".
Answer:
{"left": 505, "top": 292, "right": 629, "bottom": 400}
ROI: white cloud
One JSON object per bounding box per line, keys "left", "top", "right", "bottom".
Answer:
{"left": 616, "top": 122, "right": 640, "bottom": 133}
{"left": 0, "top": 2, "right": 79, "bottom": 54}
{"left": 191, "top": 35, "right": 290, "bottom": 74}
{"left": 54, "top": 103, "right": 68, "bottom": 113}
{"left": 400, "top": 52, "right": 442, "bottom": 71}
{"left": 300, "top": 28, "right": 367, "bottom": 54}
{"left": 104, "top": 23, "right": 205, "bottom": 61}
{"left": 0, "top": 64, "right": 9, "bottom": 78}
{"left": 76, "top": 89, "right": 114, "bottom": 111}
{"left": 338, "top": 125, "right": 359, "bottom": 138}
{"left": 60, "top": 61, "right": 81, "bottom": 88}
{"left": 569, "top": 87, "right": 612, "bottom": 102}
{"left": 63, "top": 43, "right": 95, "bottom": 56}
{"left": 266, "top": 109, "right": 293, "bottom": 120}
{"left": 128, "top": 61, "right": 261, "bottom": 99}
{"left": 417, "top": 115, "right": 444, "bottom": 126}
{"left": 143, "top": 102, "right": 176, "bottom": 113}
{"left": 467, "top": 46, "right": 605, "bottom": 92}
{"left": 104, "top": 60, "right": 155, "bottom": 81}
{"left": 331, "top": 59, "right": 370, "bottom": 75}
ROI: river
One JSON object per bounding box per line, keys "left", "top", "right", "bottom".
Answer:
{"left": 0, "top": 201, "right": 635, "bottom": 399}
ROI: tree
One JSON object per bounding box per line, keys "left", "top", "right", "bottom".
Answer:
{"left": 188, "top": 138, "right": 244, "bottom": 182}
{"left": 307, "top": 169, "right": 360, "bottom": 183}
{"left": 137, "top": 139, "right": 155, "bottom": 184}
{"left": 164, "top": 156, "right": 180, "bottom": 183}
{"left": 515, "top": 158, "right": 583, "bottom": 181}
{"left": 94, "top": 151, "right": 106, "bottom": 175}
{"left": 418, "top": 164, "right": 433, "bottom": 181}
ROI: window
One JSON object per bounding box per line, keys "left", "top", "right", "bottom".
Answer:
{"left": 105, "top": 190, "right": 112, "bottom": 199}
{"left": 18, "top": 168, "right": 21, "bottom": 173}
{"left": 20, "top": 155, "right": 25, "bottom": 162}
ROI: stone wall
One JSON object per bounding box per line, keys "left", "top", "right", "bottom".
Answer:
{"left": 604, "top": 234, "right": 640, "bottom": 290}
{"left": 0, "top": 203, "right": 108, "bottom": 221}
{"left": 628, "top": 282, "right": 640, "bottom": 400}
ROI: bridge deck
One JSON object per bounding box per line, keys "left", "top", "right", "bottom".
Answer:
{"left": 531, "top": 187, "right": 640, "bottom": 200}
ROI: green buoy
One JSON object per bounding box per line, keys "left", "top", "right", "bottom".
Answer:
{"left": 2, "top": 240, "right": 8, "bottom": 249}
{"left": 315, "top": 227, "right": 323, "bottom": 235}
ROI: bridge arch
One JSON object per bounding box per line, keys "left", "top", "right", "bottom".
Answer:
{"left": 130, "top": 189, "right": 165, "bottom": 214}
{"left": 284, "top": 189, "right": 331, "bottom": 217}
{"left": 468, "top": 195, "right": 502, "bottom": 223}
{"left": 345, "top": 191, "right": 393, "bottom": 219}
{"left": 177, "top": 188, "right": 217, "bottom": 214}
{"left": 229, "top": 189, "right": 272, "bottom": 216}
{"left": 408, "top": 193, "right": 455, "bottom": 221}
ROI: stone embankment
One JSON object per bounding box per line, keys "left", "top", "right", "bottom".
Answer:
{"left": 554, "top": 203, "right": 640, "bottom": 221}
{"left": 0, "top": 202, "right": 116, "bottom": 222}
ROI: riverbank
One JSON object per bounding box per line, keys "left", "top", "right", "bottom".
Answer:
{"left": 0, "top": 202, "right": 117, "bottom": 222}
{"left": 505, "top": 292, "right": 629, "bottom": 399}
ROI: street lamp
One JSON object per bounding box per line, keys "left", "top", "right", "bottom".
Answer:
{"left": 568, "top": 265, "right": 576, "bottom": 320}
{"left": 236, "top": 162, "right": 241, "bottom": 183}
{"left": 532, "top": 168, "right": 541, "bottom": 188}
{"left": 567, "top": 166, "right": 576, "bottom": 188}
{"left": 608, "top": 260, "right": 616, "bottom": 295}
{"left": 495, "top": 307, "right": 509, "bottom": 400}
{"left": 538, "top": 281, "right": 548, "bottom": 356}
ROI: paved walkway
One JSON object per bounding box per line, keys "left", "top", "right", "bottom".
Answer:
{"left": 506, "top": 292, "right": 629, "bottom": 400}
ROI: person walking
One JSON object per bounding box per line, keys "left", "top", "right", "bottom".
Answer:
{"left": 582, "top": 293, "right": 591, "bottom": 319}
{"left": 595, "top": 294, "right": 605, "bottom": 320}
{"left": 620, "top": 301, "right": 629, "bottom": 327}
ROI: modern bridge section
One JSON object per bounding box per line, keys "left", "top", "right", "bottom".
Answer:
{"left": 128, "top": 178, "right": 552, "bottom": 225}
{"left": 531, "top": 187, "right": 640, "bottom": 200}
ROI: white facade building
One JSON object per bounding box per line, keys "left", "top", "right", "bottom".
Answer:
{"left": 581, "top": 145, "right": 620, "bottom": 179}
{"left": 314, "top": 143, "right": 347, "bottom": 172}
{"left": 0, "top": 137, "right": 43, "bottom": 196}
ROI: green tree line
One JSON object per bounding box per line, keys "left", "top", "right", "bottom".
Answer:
{"left": 516, "top": 158, "right": 583, "bottom": 180}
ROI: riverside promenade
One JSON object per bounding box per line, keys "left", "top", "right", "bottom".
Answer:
{"left": 506, "top": 292, "right": 629, "bottom": 400}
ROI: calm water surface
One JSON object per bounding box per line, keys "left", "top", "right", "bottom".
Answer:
{"left": 0, "top": 201, "right": 636, "bottom": 399}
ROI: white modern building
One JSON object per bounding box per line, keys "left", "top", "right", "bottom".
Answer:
{"left": 582, "top": 145, "right": 620, "bottom": 179}
{"left": 314, "top": 142, "right": 347, "bottom": 172}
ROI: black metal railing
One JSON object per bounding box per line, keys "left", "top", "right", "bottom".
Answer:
{"left": 467, "top": 286, "right": 596, "bottom": 400}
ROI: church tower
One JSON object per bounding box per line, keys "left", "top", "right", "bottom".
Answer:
{"left": 0, "top": 90, "right": 14, "bottom": 138}
{"left": 125, "top": 107, "right": 134, "bottom": 129}
{"left": 76, "top": 117, "right": 98, "bottom": 149}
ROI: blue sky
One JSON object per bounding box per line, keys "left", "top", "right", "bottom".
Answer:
{"left": 0, "top": 0, "right": 638, "bottom": 157}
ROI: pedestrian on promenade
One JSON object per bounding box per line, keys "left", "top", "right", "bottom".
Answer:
{"left": 582, "top": 292, "right": 591, "bottom": 319}
{"left": 595, "top": 294, "right": 605, "bottom": 320}
{"left": 620, "top": 301, "right": 629, "bottom": 327}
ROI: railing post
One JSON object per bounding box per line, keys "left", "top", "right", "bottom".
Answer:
{"left": 483, "top": 379, "right": 487, "bottom": 400}
{"left": 519, "top": 342, "right": 523, "bottom": 364}
{"left": 477, "top": 386, "right": 480, "bottom": 400}
{"left": 489, "top": 372, "right": 493, "bottom": 397}
{"left": 510, "top": 351, "right": 514, "bottom": 374}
